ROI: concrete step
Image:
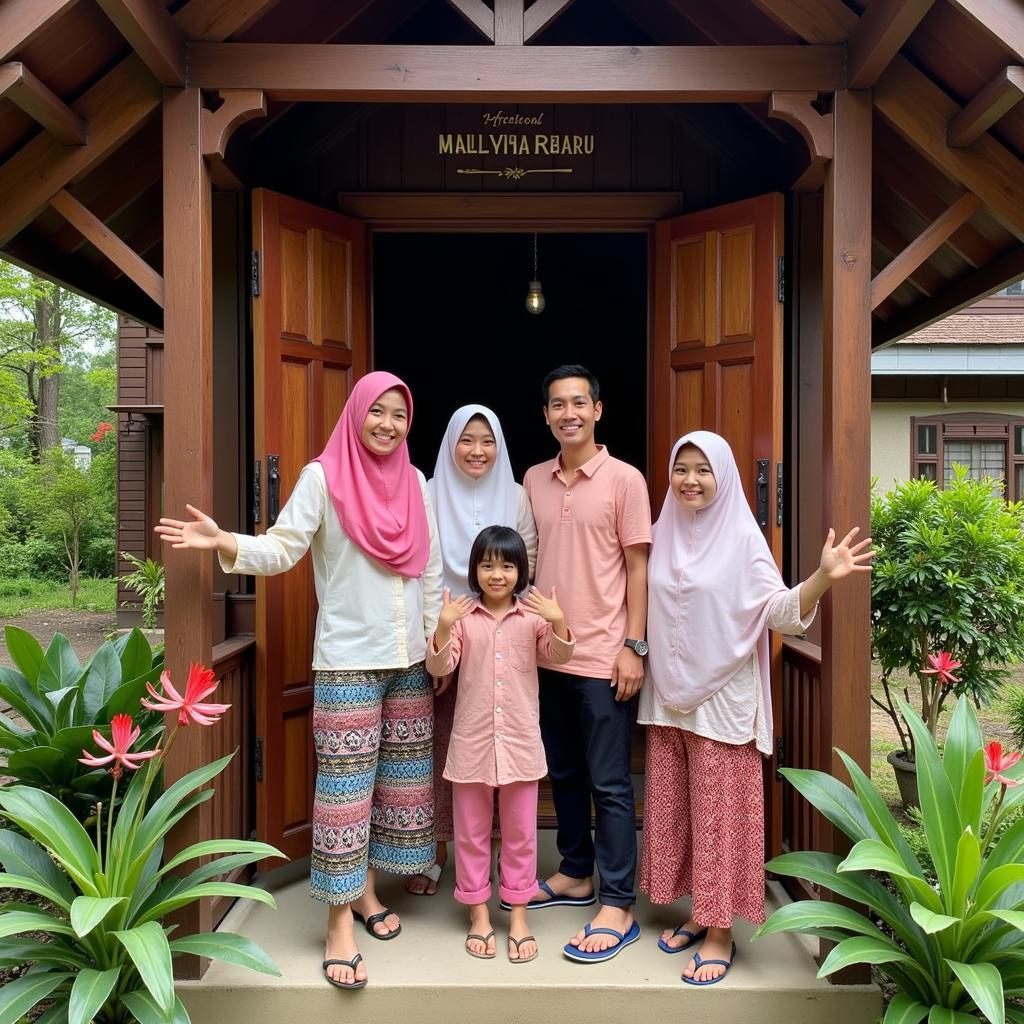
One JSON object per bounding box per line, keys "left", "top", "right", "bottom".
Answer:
{"left": 179, "top": 835, "right": 881, "bottom": 1024}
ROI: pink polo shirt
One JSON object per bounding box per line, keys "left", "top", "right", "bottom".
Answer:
{"left": 524, "top": 446, "right": 651, "bottom": 679}
{"left": 426, "top": 601, "right": 575, "bottom": 786}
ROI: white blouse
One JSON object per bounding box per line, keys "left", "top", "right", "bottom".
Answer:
{"left": 218, "top": 461, "right": 443, "bottom": 672}
{"left": 638, "top": 584, "right": 816, "bottom": 755}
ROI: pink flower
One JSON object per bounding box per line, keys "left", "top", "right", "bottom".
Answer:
{"left": 79, "top": 714, "right": 159, "bottom": 779}
{"left": 921, "top": 651, "right": 962, "bottom": 686}
{"left": 984, "top": 741, "right": 1022, "bottom": 787}
{"left": 141, "top": 662, "right": 230, "bottom": 726}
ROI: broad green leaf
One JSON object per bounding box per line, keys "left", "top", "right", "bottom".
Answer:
{"left": 980, "top": 814, "right": 1024, "bottom": 881}
{"left": 0, "top": 937, "right": 87, "bottom": 970}
{"left": 112, "top": 921, "right": 175, "bottom": 1016}
{"left": 117, "top": 629, "right": 155, "bottom": 686}
{"left": 945, "top": 960, "right": 1005, "bottom": 1024}
{"left": 951, "top": 828, "right": 982, "bottom": 919}
{"left": 100, "top": 671, "right": 160, "bottom": 720}
{"left": 927, "top": 1009, "right": 981, "bottom": 1024}
{"left": 39, "top": 634, "right": 82, "bottom": 693}
{"left": 34, "top": 999, "right": 70, "bottom": 1024}
{"left": 49, "top": 725, "right": 108, "bottom": 758}
{"left": 838, "top": 839, "right": 941, "bottom": 911}
{"left": 70, "top": 895, "right": 127, "bottom": 937}
{"left": 909, "top": 902, "right": 960, "bottom": 934}
{"left": 0, "top": 668, "right": 51, "bottom": 731}
{"left": 6, "top": 745, "right": 67, "bottom": 785}
{"left": 139, "top": 881, "right": 276, "bottom": 923}
{"left": 884, "top": 994, "right": 929, "bottom": 1024}
{"left": 169, "top": 932, "right": 281, "bottom": 976}
{"left": 123, "top": 790, "right": 216, "bottom": 891}
{"left": 780, "top": 767, "right": 874, "bottom": 844}
{"left": 50, "top": 686, "right": 79, "bottom": 730}
{"left": 81, "top": 644, "right": 121, "bottom": 719}
{"left": 0, "top": 871, "right": 72, "bottom": 910}
{"left": 989, "top": 909, "right": 1024, "bottom": 932}
{"left": 755, "top": 900, "right": 885, "bottom": 942}
{"left": 974, "top": 863, "right": 1024, "bottom": 914}
{"left": 0, "top": 714, "right": 31, "bottom": 750}
{"left": 0, "top": 972, "right": 71, "bottom": 1024}
{"left": 942, "top": 696, "right": 984, "bottom": 835}
{"left": 68, "top": 968, "right": 120, "bottom": 1024}
{"left": 0, "top": 909, "right": 75, "bottom": 938}
{"left": 1008, "top": 1008, "right": 1024, "bottom": 1024}
{"left": 0, "top": 829, "right": 76, "bottom": 903}
{"left": 4, "top": 625, "right": 44, "bottom": 686}
{"left": 121, "top": 990, "right": 191, "bottom": 1024}
{"left": 160, "top": 839, "right": 284, "bottom": 877}
{"left": 817, "top": 935, "right": 918, "bottom": 979}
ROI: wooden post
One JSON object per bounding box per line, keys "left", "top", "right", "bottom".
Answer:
{"left": 162, "top": 85, "right": 214, "bottom": 979}
{"left": 820, "top": 88, "right": 872, "bottom": 982}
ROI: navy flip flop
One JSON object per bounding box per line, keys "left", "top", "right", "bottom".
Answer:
{"left": 562, "top": 920, "right": 641, "bottom": 963}
{"left": 657, "top": 924, "right": 708, "bottom": 954}
{"left": 681, "top": 942, "right": 737, "bottom": 986}
{"left": 499, "top": 878, "right": 597, "bottom": 911}
{"left": 353, "top": 909, "right": 401, "bottom": 940}
{"left": 322, "top": 954, "right": 367, "bottom": 990}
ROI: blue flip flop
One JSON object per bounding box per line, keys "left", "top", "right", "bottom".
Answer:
{"left": 500, "top": 879, "right": 597, "bottom": 912}
{"left": 562, "top": 920, "right": 641, "bottom": 963}
{"left": 657, "top": 924, "right": 708, "bottom": 954}
{"left": 681, "top": 942, "right": 737, "bottom": 985}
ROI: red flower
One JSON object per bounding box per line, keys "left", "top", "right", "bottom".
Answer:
{"left": 921, "top": 651, "right": 962, "bottom": 686}
{"left": 984, "top": 741, "right": 1022, "bottom": 787}
{"left": 91, "top": 421, "right": 114, "bottom": 443}
{"left": 141, "top": 663, "right": 231, "bottom": 726}
{"left": 79, "top": 714, "right": 159, "bottom": 779}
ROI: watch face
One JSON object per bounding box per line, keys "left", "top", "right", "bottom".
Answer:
{"left": 631, "top": 640, "right": 649, "bottom": 657}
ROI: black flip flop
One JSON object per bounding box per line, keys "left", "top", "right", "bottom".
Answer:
{"left": 322, "top": 954, "right": 367, "bottom": 990}
{"left": 353, "top": 908, "right": 402, "bottom": 940}
{"left": 466, "top": 929, "right": 496, "bottom": 959}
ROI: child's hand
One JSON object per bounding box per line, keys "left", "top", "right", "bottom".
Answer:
{"left": 522, "top": 585, "right": 565, "bottom": 626}
{"left": 433, "top": 672, "right": 454, "bottom": 696}
{"left": 819, "top": 526, "right": 875, "bottom": 581}
{"left": 437, "top": 588, "right": 474, "bottom": 631}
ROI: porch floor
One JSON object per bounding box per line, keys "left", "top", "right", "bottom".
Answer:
{"left": 178, "top": 832, "right": 882, "bottom": 1024}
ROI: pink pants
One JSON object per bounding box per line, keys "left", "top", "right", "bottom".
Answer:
{"left": 452, "top": 780, "right": 538, "bottom": 906}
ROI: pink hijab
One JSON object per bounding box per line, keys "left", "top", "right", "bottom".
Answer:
{"left": 314, "top": 371, "right": 430, "bottom": 578}
{"left": 646, "top": 431, "right": 787, "bottom": 736}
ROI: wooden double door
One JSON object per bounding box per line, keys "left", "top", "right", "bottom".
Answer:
{"left": 250, "top": 188, "right": 784, "bottom": 862}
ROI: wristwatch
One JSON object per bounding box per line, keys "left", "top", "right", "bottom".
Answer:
{"left": 624, "top": 638, "right": 649, "bottom": 657}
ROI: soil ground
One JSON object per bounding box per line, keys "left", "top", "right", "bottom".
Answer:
{"left": 0, "top": 609, "right": 117, "bottom": 670}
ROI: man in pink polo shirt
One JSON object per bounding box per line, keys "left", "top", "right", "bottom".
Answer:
{"left": 522, "top": 364, "right": 652, "bottom": 963}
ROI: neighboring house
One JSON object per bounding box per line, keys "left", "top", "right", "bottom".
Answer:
{"left": 872, "top": 283, "right": 1024, "bottom": 498}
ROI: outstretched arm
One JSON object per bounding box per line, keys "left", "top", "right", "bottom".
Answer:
{"left": 155, "top": 504, "right": 238, "bottom": 560}
{"left": 798, "top": 526, "right": 875, "bottom": 618}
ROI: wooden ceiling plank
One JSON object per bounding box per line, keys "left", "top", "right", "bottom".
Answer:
{"left": 749, "top": 0, "right": 854, "bottom": 43}
{"left": 95, "top": 0, "right": 186, "bottom": 86}
{"left": 0, "top": 62, "right": 87, "bottom": 144}
{"left": 176, "top": 0, "right": 281, "bottom": 40}
{"left": 947, "top": 65, "right": 1024, "bottom": 146}
{"left": 870, "top": 191, "right": 981, "bottom": 308}
{"left": 446, "top": 0, "right": 494, "bottom": 42}
{"left": 0, "top": 0, "right": 78, "bottom": 62}
{"left": 50, "top": 188, "right": 164, "bottom": 305}
{"left": 944, "top": 0, "right": 1024, "bottom": 63}
{"left": 188, "top": 43, "right": 846, "bottom": 100}
{"left": 847, "top": 0, "right": 936, "bottom": 88}
{"left": 524, "top": 0, "right": 576, "bottom": 43}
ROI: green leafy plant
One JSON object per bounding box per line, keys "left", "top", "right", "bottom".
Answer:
{"left": 1004, "top": 685, "right": 1024, "bottom": 751}
{"left": 0, "top": 625, "right": 163, "bottom": 823}
{"left": 0, "top": 662, "right": 285, "bottom": 1024}
{"left": 119, "top": 552, "right": 165, "bottom": 631}
{"left": 756, "top": 695, "right": 1024, "bottom": 1023}
{"left": 870, "top": 471, "right": 1024, "bottom": 758}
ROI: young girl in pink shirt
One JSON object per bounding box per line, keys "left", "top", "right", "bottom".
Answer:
{"left": 426, "top": 525, "right": 574, "bottom": 963}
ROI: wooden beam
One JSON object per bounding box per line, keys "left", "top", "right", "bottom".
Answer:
{"left": 95, "top": 0, "right": 186, "bottom": 86}
{"left": 0, "top": 0, "right": 77, "bottom": 62}
{"left": 947, "top": 65, "right": 1024, "bottom": 146}
{"left": 847, "top": 0, "right": 935, "bottom": 89}
{"left": 494, "top": 0, "right": 523, "bottom": 44}
{"left": 945, "top": 0, "right": 1024, "bottom": 63}
{"left": 188, "top": 43, "right": 845, "bottom": 101}
{"left": 201, "top": 89, "right": 267, "bottom": 190}
{"left": 49, "top": 188, "right": 164, "bottom": 305}
{"left": 0, "top": 62, "right": 87, "bottom": 144}
{"left": 768, "top": 91, "right": 833, "bottom": 159}
{"left": 524, "top": 0, "right": 576, "bottom": 42}
{"left": 446, "top": 0, "right": 493, "bottom": 41}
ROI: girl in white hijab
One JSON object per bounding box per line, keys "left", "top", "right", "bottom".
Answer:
{"left": 637, "top": 431, "right": 872, "bottom": 985}
{"left": 405, "top": 405, "right": 537, "bottom": 895}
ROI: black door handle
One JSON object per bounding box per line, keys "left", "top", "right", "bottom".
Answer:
{"left": 756, "top": 459, "right": 769, "bottom": 527}
{"left": 267, "top": 455, "right": 280, "bottom": 526}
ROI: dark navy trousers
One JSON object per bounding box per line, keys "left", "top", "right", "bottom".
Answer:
{"left": 538, "top": 667, "right": 637, "bottom": 908}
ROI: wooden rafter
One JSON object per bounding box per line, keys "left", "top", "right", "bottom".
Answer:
{"left": 945, "top": 0, "right": 1024, "bottom": 63}
{"left": 0, "top": 62, "right": 86, "bottom": 144}
{"left": 446, "top": 0, "right": 493, "bottom": 41}
{"left": 494, "top": 0, "right": 524, "bottom": 44}
{"left": 0, "top": 0, "right": 77, "bottom": 62}
{"left": 188, "top": 43, "right": 845, "bottom": 100}
{"left": 870, "top": 191, "right": 981, "bottom": 308}
{"left": 524, "top": 0, "right": 576, "bottom": 42}
{"left": 947, "top": 66, "right": 1024, "bottom": 146}
{"left": 847, "top": 0, "right": 935, "bottom": 88}
{"left": 95, "top": 0, "right": 186, "bottom": 87}
{"left": 49, "top": 189, "right": 164, "bottom": 306}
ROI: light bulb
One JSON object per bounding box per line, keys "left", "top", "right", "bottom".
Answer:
{"left": 525, "top": 279, "right": 546, "bottom": 314}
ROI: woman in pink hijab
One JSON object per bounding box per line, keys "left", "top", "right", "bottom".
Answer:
{"left": 637, "top": 431, "right": 872, "bottom": 986}
{"left": 156, "top": 371, "right": 443, "bottom": 992}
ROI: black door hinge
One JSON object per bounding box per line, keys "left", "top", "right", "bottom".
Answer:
{"left": 775, "top": 736, "right": 785, "bottom": 780}
{"left": 252, "top": 459, "right": 262, "bottom": 525}
{"left": 777, "top": 255, "right": 785, "bottom": 303}
{"left": 254, "top": 736, "right": 264, "bottom": 782}
{"left": 250, "top": 250, "right": 261, "bottom": 297}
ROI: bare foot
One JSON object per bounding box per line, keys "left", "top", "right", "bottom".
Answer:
{"left": 529, "top": 870, "right": 594, "bottom": 905}
{"left": 683, "top": 926, "right": 734, "bottom": 983}
{"left": 323, "top": 906, "right": 367, "bottom": 987}
{"left": 508, "top": 905, "right": 537, "bottom": 962}
{"left": 405, "top": 841, "right": 447, "bottom": 896}
{"left": 466, "top": 903, "right": 496, "bottom": 958}
{"left": 569, "top": 905, "right": 634, "bottom": 953}
{"left": 660, "top": 917, "right": 706, "bottom": 951}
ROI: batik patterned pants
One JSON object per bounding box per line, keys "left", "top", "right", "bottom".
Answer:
{"left": 309, "top": 662, "right": 435, "bottom": 905}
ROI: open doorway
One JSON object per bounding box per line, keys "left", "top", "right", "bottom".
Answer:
{"left": 372, "top": 232, "right": 648, "bottom": 479}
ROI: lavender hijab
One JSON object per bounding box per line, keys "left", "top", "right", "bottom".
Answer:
{"left": 646, "top": 431, "right": 788, "bottom": 738}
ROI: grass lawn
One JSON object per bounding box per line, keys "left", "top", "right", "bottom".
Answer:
{"left": 0, "top": 576, "right": 117, "bottom": 617}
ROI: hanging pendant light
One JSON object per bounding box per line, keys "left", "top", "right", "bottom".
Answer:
{"left": 525, "top": 233, "right": 546, "bottom": 315}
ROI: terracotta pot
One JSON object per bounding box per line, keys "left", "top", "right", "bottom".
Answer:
{"left": 887, "top": 750, "right": 919, "bottom": 810}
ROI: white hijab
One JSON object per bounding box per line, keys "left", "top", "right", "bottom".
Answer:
{"left": 646, "top": 431, "right": 788, "bottom": 738}
{"left": 428, "top": 405, "right": 520, "bottom": 598}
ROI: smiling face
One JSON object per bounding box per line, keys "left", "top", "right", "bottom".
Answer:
{"left": 671, "top": 443, "right": 717, "bottom": 509}
{"left": 360, "top": 388, "right": 409, "bottom": 455}
{"left": 543, "top": 377, "right": 602, "bottom": 452}
{"left": 476, "top": 550, "right": 520, "bottom": 605}
{"left": 454, "top": 414, "right": 497, "bottom": 480}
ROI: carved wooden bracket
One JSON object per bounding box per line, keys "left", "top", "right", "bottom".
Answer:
{"left": 201, "top": 89, "right": 266, "bottom": 189}
{"left": 768, "top": 91, "right": 834, "bottom": 192}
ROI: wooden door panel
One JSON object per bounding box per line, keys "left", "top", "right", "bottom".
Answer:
{"left": 252, "top": 188, "right": 368, "bottom": 861}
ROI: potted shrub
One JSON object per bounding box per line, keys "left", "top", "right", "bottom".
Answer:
{"left": 120, "top": 552, "right": 166, "bottom": 633}
{"left": 870, "top": 470, "right": 1024, "bottom": 806}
